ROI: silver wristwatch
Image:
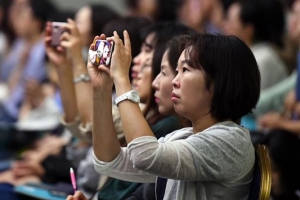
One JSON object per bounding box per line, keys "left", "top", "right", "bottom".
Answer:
{"left": 73, "top": 74, "right": 90, "bottom": 84}
{"left": 115, "top": 90, "right": 140, "bottom": 106}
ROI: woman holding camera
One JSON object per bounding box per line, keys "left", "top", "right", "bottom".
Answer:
{"left": 69, "top": 30, "right": 260, "bottom": 200}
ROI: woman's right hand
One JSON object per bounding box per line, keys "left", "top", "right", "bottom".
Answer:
{"left": 66, "top": 191, "right": 88, "bottom": 200}
{"left": 44, "top": 22, "right": 68, "bottom": 67}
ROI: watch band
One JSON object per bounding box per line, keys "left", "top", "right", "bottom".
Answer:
{"left": 73, "top": 74, "right": 90, "bottom": 84}
{"left": 115, "top": 90, "right": 140, "bottom": 106}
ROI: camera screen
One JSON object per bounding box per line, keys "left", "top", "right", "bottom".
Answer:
{"left": 90, "top": 40, "right": 114, "bottom": 66}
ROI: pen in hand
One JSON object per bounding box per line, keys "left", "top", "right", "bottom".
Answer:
{"left": 70, "top": 167, "right": 77, "bottom": 194}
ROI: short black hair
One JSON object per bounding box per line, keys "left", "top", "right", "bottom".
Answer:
{"left": 156, "top": 0, "right": 184, "bottom": 22}
{"left": 28, "top": 0, "right": 57, "bottom": 32}
{"left": 103, "top": 16, "right": 152, "bottom": 59}
{"left": 140, "top": 21, "right": 197, "bottom": 79}
{"left": 0, "top": 0, "right": 14, "bottom": 44}
{"left": 125, "top": 0, "right": 183, "bottom": 22}
{"left": 49, "top": 9, "right": 75, "bottom": 22}
{"left": 181, "top": 33, "right": 260, "bottom": 121}
{"left": 238, "top": 0, "right": 285, "bottom": 48}
{"left": 89, "top": 4, "right": 120, "bottom": 38}
{"left": 166, "top": 37, "right": 183, "bottom": 74}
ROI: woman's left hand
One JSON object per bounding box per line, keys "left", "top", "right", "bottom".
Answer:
{"left": 11, "top": 160, "right": 45, "bottom": 178}
{"left": 60, "top": 18, "right": 84, "bottom": 65}
{"left": 108, "top": 30, "right": 132, "bottom": 85}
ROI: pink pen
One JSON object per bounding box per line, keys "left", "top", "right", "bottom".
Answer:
{"left": 70, "top": 167, "right": 77, "bottom": 193}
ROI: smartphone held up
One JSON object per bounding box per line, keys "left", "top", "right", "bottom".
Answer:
{"left": 51, "top": 22, "right": 67, "bottom": 47}
{"left": 89, "top": 40, "right": 114, "bottom": 66}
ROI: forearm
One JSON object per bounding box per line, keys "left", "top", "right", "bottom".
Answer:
{"left": 93, "top": 147, "right": 156, "bottom": 183}
{"left": 7, "top": 63, "right": 23, "bottom": 91}
{"left": 255, "top": 73, "right": 296, "bottom": 117}
{"left": 73, "top": 62, "right": 92, "bottom": 124}
{"left": 93, "top": 88, "right": 120, "bottom": 161}
{"left": 114, "top": 79, "right": 154, "bottom": 143}
{"left": 57, "top": 63, "right": 78, "bottom": 122}
{"left": 276, "top": 119, "right": 300, "bottom": 135}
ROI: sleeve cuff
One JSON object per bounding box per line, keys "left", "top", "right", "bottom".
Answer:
{"left": 60, "top": 115, "right": 92, "bottom": 143}
{"left": 93, "top": 148, "right": 124, "bottom": 170}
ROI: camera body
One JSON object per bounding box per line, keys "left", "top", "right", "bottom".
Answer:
{"left": 51, "top": 22, "right": 67, "bottom": 47}
{"left": 89, "top": 40, "right": 114, "bottom": 66}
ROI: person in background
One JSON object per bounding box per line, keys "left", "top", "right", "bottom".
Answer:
{"left": 125, "top": 0, "right": 184, "bottom": 22}
{"left": 46, "top": 13, "right": 152, "bottom": 198}
{"left": 0, "top": 0, "right": 56, "bottom": 124}
{"left": 256, "top": 0, "right": 300, "bottom": 138}
{"left": 225, "top": 0, "right": 287, "bottom": 90}
{"left": 178, "top": 0, "right": 237, "bottom": 33}
{"left": 0, "top": 0, "right": 14, "bottom": 65}
{"left": 43, "top": 5, "right": 119, "bottom": 198}
{"left": 225, "top": 0, "right": 288, "bottom": 130}
{"left": 124, "top": 36, "right": 192, "bottom": 200}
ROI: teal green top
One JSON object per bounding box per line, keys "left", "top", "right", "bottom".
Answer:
{"left": 255, "top": 72, "right": 296, "bottom": 117}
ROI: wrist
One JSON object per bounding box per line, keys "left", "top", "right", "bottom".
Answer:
{"left": 57, "top": 66, "right": 73, "bottom": 80}
{"left": 72, "top": 57, "right": 85, "bottom": 68}
{"left": 92, "top": 87, "right": 111, "bottom": 94}
{"left": 114, "top": 77, "right": 131, "bottom": 88}
{"left": 55, "top": 61, "right": 72, "bottom": 72}
{"left": 275, "top": 118, "right": 284, "bottom": 128}
{"left": 74, "top": 66, "right": 88, "bottom": 76}
{"left": 93, "top": 88, "right": 112, "bottom": 100}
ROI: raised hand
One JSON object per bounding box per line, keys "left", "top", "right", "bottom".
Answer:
{"left": 60, "top": 18, "right": 84, "bottom": 65}
{"left": 109, "top": 30, "right": 132, "bottom": 84}
{"left": 44, "top": 22, "right": 68, "bottom": 67}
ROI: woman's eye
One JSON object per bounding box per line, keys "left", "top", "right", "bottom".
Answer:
{"left": 145, "top": 48, "right": 151, "bottom": 53}
{"left": 183, "top": 67, "right": 189, "bottom": 72}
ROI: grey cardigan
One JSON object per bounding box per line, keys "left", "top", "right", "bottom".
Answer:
{"left": 93, "top": 121, "right": 254, "bottom": 200}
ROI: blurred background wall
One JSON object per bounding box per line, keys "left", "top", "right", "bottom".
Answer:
{"left": 51, "top": 0, "right": 128, "bottom": 15}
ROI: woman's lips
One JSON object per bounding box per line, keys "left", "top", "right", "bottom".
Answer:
{"left": 155, "top": 97, "right": 160, "bottom": 103}
{"left": 131, "top": 71, "right": 138, "bottom": 79}
{"left": 171, "top": 92, "right": 179, "bottom": 98}
{"left": 171, "top": 92, "right": 179, "bottom": 101}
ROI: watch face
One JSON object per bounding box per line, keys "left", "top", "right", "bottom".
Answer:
{"left": 80, "top": 74, "right": 90, "bottom": 82}
{"left": 131, "top": 90, "right": 140, "bottom": 103}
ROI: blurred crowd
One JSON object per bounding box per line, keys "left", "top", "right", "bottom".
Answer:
{"left": 0, "top": 0, "right": 299, "bottom": 199}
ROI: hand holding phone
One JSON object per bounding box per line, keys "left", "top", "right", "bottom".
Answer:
{"left": 51, "top": 22, "right": 67, "bottom": 47}
{"left": 89, "top": 40, "right": 114, "bottom": 66}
